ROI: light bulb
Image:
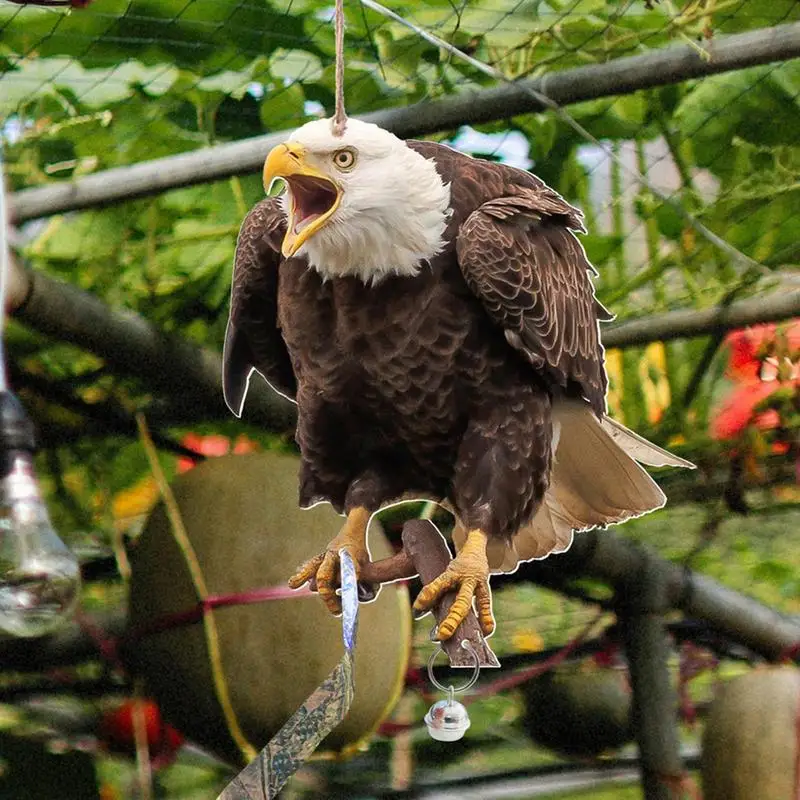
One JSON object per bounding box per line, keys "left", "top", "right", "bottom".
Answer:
{"left": 0, "top": 393, "right": 80, "bottom": 637}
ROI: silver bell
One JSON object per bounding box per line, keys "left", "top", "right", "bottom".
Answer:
{"left": 424, "top": 697, "right": 471, "bottom": 742}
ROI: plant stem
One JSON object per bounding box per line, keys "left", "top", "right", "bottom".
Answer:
{"left": 636, "top": 137, "right": 665, "bottom": 305}
{"left": 610, "top": 141, "right": 626, "bottom": 287}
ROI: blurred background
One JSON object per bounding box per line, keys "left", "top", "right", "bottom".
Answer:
{"left": 0, "top": 0, "right": 798, "bottom": 797}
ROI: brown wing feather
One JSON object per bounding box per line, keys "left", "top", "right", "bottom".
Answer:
{"left": 456, "top": 187, "right": 609, "bottom": 415}
{"left": 223, "top": 197, "right": 296, "bottom": 416}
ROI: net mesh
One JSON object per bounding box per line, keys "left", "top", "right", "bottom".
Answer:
{"left": 4, "top": 2, "right": 798, "bottom": 293}
{"left": 1, "top": 0, "right": 798, "bottom": 471}
{"left": 0, "top": 5, "right": 798, "bottom": 793}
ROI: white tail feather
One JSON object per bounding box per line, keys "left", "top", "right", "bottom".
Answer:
{"left": 601, "top": 415, "right": 695, "bottom": 469}
{"left": 453, "top": 402, "right": 691, "bottom": 572}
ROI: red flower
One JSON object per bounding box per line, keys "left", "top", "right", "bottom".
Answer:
{"left": 177, "top": 433, "right": 259, "bottom": 472}
{"left": 712, "top": 319, "right": 799, "bottom": 442}
{"left": 723, "top": 321, "right": 800, "bottom": 382}
{"left": 100, "top": 699, "right": 184, "bottom": 766}
{"left": 711, "top": 382, "right": 782, "bottom": 440}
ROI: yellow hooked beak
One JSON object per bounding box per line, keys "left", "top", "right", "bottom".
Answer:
{"left": 263, "top": 143, "right": 342, "bottom": 258}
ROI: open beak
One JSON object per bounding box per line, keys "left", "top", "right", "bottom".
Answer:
{"left": 263, "top": 143, "right": 342, "bottom": 258}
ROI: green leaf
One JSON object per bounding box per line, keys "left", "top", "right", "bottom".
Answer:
{"left": 652, "top": 202, "right": 685, "bottom": 241}
{"left": 310, "top": 63, "right": 395, "bottom": 115}
{"left": 582, "top": 234, "right": 624, "bottom": 267}
{"left": 260, "top": 83, "right": 307, "bottom": 132}
{"left": 569, "top": 92, "right": 650, "bottom": 140}
{"left": 195, "top": 57, "right": 269, "bottom": 100}
{"left": 374, "top": 31, "right": 427, "bottom": 92}
{"left": 270, "top": 49, "right": 324, "bottom": 84}
{"left": 516, "top": 114, "right": 558, "bottom": 163}
{"left": 26, "top": 211, "right": 122, "bottom": 263}
{"left": 674, "top": 65, "right": 800, "bottom": 176}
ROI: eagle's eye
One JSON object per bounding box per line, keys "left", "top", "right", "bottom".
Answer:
{"left": 332, "top": 147, "right": 357, "bottom": 171}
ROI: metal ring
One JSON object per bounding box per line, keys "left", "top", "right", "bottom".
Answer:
{"left": 427, "top": 639, "right": 481, "bottom": 695}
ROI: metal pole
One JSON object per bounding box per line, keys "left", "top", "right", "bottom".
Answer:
{"left": 522, "top": 529, "right": 800, "bottom": 661}
{"left": 7, "top": 257, "right": 296, "bottom": 432}
{"left": 9, "top": 21, "right": 800, "bottom": 222}
{"left": 620, "top": 550, "right": 684, "bottom": 800}
{"left": 602, "top": 289, "right": 800, "bottom": 349}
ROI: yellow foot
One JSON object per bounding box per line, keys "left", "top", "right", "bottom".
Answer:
{"left": 412, "top": 529, "right": 495, "bottom": 640}
{"left": 288, "top": 506, "right": 371, "bottom": 614}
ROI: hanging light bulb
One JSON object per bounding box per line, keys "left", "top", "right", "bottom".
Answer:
{"left": 0, "top": 391, "right": 81, "bottom": 637}
{"left": 0, "top": 147, "right": 81, "bottom": 636}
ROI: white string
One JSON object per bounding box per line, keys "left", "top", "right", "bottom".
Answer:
{"left": 358, "top": 0, "right": 764, "bottom": 275}
{"left": 0, "top": 149, "right": 11, "bottom": 393}
{"left": 332, "top": 0, "right": 347, "bottom": 136}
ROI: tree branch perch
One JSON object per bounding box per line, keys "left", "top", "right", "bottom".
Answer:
{"left": 365, "top": 520, "right": 499, "bottom": 668}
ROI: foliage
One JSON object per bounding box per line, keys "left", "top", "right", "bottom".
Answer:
{"left": 3, "top": 2, "right": 797, "bottom": 482}
{"left": 0, "top": 0, "right": 798, "bottom": 796}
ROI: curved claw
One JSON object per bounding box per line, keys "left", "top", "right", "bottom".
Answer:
{"left": 287, "top": 506, "right": 374, "bottom": 615}
{"left": 411, "top": 528, "right": 495, "bottom": 641}
{"left": 289, "top": 548, "right": 356, "bottom": 615}
{"left": 288, "top": 554, "right": 325, "bottom": 590}
{"left": 413, "top": 570, "right": 495, "bottom": 640}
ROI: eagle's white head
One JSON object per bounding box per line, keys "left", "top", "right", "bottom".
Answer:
{"left": 262, "top": 118, "right": 451, "bottom": 283}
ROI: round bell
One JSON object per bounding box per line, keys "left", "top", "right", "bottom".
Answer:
{"left": 424, "top": 698, "right": 471, "bottom": 742}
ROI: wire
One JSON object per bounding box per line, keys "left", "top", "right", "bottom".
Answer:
{"left": 0, "top": 148, "right": 10, "bottom": 393}
{"left": 358, "top": 0, "right": 766, "bottom": 277}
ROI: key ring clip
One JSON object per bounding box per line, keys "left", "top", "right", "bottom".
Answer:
{"left": 426, "top": 634, "right": 481, "bottom": 696}
{"left": 423, "top": 633, "right": 479, "bottom": 741}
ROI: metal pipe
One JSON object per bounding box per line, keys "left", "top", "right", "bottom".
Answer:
{"left": 620, "top": 551, "right": 685, "bottom": 799}
{"left": 530, "top": 530, "right": 800, "bottom": 660}
{"left": 9, "top": 22, "right": 800, "bottom": 222}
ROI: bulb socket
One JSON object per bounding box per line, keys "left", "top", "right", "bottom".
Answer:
{"left": 0, "top": 392, "right": 37, "bottom": 480}
{"left": 0, "top": 391, "right": 36, "bottom": 451}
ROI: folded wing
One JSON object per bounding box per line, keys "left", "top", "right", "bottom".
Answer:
{"left": 223, "top": 198, "right": 297, "bottom": 416}
{"left": 456, "top": 186, "right": 611, "bottom": 415}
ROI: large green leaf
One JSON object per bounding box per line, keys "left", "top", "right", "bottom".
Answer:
{"left": 0, "top": 58, "right": 178, "bottom": 118}
{"left": 673, "top": 64, "right": 800, "bottom": 177}
{"left": 270, "top": 49, "right": 324, "bottom": 84}
{"left": 0, "top": 0, "right": 305, "bottom": 72}
{"left": 260, "top": 82, "right": 308, "bottom": 133}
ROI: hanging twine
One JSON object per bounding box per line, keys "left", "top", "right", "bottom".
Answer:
{"left": 135, "top": 414, "right": 257, "bottom": 763}
{"left": 332, "top": 0, "right": 347, "bottom": 136}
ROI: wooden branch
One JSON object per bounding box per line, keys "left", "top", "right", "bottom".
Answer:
{"left": 602, "top": 290, "right": 800, "bottom": 349}
{"left": 515, "top": 529, "right": 800, "bottom": 660}
{"left": 361, "top": 549, "right": 416, "bottom": 585}
{"left": 403, "top": 519, "right": 499, "bottom": 668}
{"left": 8, "top": 257, "right": 296, "bottom": 433}
{"left": 366, "top": 520, "right": 500, "bottom": 667}
{"left": 9, "top": 22, "right": 800, "bottom": 222}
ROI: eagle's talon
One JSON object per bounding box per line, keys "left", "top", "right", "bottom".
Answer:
{"left": 287, "top": 506, "right": 373, "bottom": 615}
{"left": 412, "top": 528, "right": 495, "bottom": 640}
{"left": 288, "top": 553, "right": 325, "bottom": 591}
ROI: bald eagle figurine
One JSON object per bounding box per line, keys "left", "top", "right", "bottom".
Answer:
{"left": 223, "top": 118, "right": 691, "bottom": 641}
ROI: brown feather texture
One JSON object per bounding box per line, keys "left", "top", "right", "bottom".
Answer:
{"left": 224, "top": 127, "right": 691, "bottom": 573}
